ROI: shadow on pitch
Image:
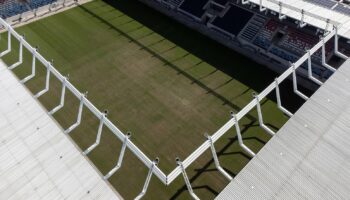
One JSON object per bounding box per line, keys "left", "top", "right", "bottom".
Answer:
{"left": 77, "top": 3, "right": 259, "bottom": 121}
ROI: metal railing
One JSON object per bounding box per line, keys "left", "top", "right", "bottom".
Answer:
{"left": 0, "top": 11, "right": 348, "bottom": 199}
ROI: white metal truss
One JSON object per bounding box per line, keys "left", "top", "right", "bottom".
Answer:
{"left": 206, "top": 134, "right": 233, "bottom": 181}
{"left": 64, "top": 92, "right": 86, "bottom": 134}
{"left": 299, "top": 10, "right": 307, "bottom": 28}
{"left": 135, "top": 158, "right": 159, "bottom": 200}
{"left": 274, "top": 78, "right": 293, "bottom": 117}
{"left": 34, "top": 61, "right": 51, "bottom": 98}
{"left": 104, "top": 132, "right": 131, "bottom": 180}
{"left": 278, "top": 2, "right": 286, "bottom": 20}
{"left": 49, "top": 76, "right": 68, "bottom": 115}
{"left": 0, "top": 13, "right": 345, "bottom": 198}
{"left": 253, "top": 93, "right": 275, "bottom": 136}
{"left": 0, "top": 27, "right": 11, "bottom": 57}
{"left": 83, "top": 111, "right": 107, "bottom": 155}
{"left": 21, "top": 47, "right": 37, "bottom": 83}
{"left": 176, "top": 158, "right": 200, "bottom": 200}
{"left": 232, "top": 112, "right": 256, "bottom": 157}
{"left": 334, "top": 26, "right": 349, "bottom": 60}
{"left": 259, "top": 0, "right": 266, "bottom": 12}
{"left": 321, "top": 37, "right": 336, "bottom": 72}
{"left": 292, "top": 64, "right": 309, "bottom": 101}
{"left": 306, "top": 50, "right": 323, "bottom": 86}
{"left": 242, "top": 0, "right": 250, "bottom": 5}
{"left": 8, "top": 35, "right": 23, "bottom": 70}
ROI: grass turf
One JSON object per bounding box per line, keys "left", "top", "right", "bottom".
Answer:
{"left": 0, "top": 0, "right": 304, "bottom": 199}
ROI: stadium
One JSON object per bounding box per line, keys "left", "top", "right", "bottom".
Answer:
{"left": 0, "top": 0, "right": 350, "bottom": 199}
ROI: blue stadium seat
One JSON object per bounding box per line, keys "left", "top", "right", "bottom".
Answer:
{"left": 0, "top": 0, "right": 57, "bottom": 19}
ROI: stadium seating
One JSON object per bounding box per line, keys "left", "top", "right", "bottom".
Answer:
{"left": 0, "top": 0, "right": 56, "bottom": 18}
{"left": 239, "top": 15, "right": 267, "bottom": 42}
{"left": 211, "top": 5, "right": 253, "bottom": 35}
{"left": 270, "top": 46, "right": 298, "bottom": 62}
{"left": 252, "top": 19, "right": 283, "bottom": 49}
{"left": 0, "top": 0, "right": 30, "bottom": 18}
{"left": 179, "top": 0, "right": 208, "bottom": 19}
{"left": 279, "top": 28, "right": 318, "bottom": 55}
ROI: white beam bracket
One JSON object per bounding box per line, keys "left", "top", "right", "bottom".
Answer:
{"left": 8, "top": 34, "right": 24, "bottom": 70}
{"left": 176, "top": 158, "right": 200, "bottom": 200}
{"left": 231, "top": 112, "right": 255, "bottom": 157}
{"left": 306, "top": 50, "right": 323, "bottom": 86}
{"left": 134, "top": 158, "right": 159, "bottom": 200}
{"left": 275, "top": 78, "right": 293, "bottom": 117}
{"left": 104, "top": 132, "right": 131, "bottom": 180}
{"left": 64, "top": 91, "right": 87, "bottom": 134}
{"left": 253, "top": 93, "right": 275, "bottom": 136}
{"left": 21, "top": 47, "right": 37, "bottom": 83}
{"left": 83, "top": 110, "right": 108, "bottom": 155}
{"left": 49, "top": 75, "right": 69, "bottom": 115}
{"left": 205, "top": 133, "right": 233, "bottom": 181}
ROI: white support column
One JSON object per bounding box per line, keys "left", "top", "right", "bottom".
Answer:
{"left": 278, "top": 2, "right": 286, "bottom": 20}
{"left": 334, "top": 26, "right": 349, "bottom": 60}
{"left": 242, "top": 0, "right": 250, "bottom": 5}
{"left": 324, "top": 19, "right": 330, "bottom": 33}
{"left": 275, "top": 78, "right": 293, "bottom": 117}
{"left": 259, "top": 0, "right": 266, "bottom": 12}
{"left": 64, "top": 92, "right": 86, "bottom": 134}
{"left": 292, "top": 64, "right": 309, "bottom": 101}
{"left": 321, "top": 37, "right": 336, "bottom": 72}
{"left": 49, "top": 76, "right": 68, "bottom": 115}
{"left": 21, "top": 47, "right": 37, "bottom": 83}
{"left": 34, "top": 63, "right": 51, "bottom": 98}
{"left": 104, "top": 132, "right": 131, "bottom": 180}
{"left": 306, "top": 50, "right": 323, "bottom": 86}
{"left": 231, "top": 112, "right": 255, "bottom": 157}
{"left": 0, "top": 29, "right": 11, "bottom": 57}
{"left": 176, "top": 158, "right": 200, "bottom": 200}
{"left": 205, "top": 134, "right": 232, "bottom": 181}
{"left": 83, "top": 111, "right": 107, "bottom": 155}
{"left": 253, "top": 93, "right": 275, "bottom": 136}
{"left": 8, "top": 35, "right": 23, "bottom": 70}
{"left": 299, "top": 10, "right": 307, "bottom": 28}
{"left": 134, "top": 158, "right": 159, "bottom": 200}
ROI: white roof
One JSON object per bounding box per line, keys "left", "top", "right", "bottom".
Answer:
{"left": 0, "top": 60, "right": 121, "bottom": 200}
{"left": 216, "top": 59, "right": 350, "bottom": 199}
{"left": 250, "top": 0, "right": 350, "bottom": 39}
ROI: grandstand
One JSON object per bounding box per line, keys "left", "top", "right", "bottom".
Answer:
{"left": 1, "top": 0, "right": 350, "bottom": 199}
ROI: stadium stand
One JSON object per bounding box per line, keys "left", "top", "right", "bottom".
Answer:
{"left": 278, "top": 28, "right": 318, "bottom": 55}
{"left": 253, "top": 19, "right": 283, "bottom": 49}
{"left": 0, "top": 0, "right": 29, "bottom": 18}
{"left": 239, "top": 15, "right": 267, "bottom": 42}
{"left": 211, "top": 5, "right": 253, "bottom": 36}
{"left": 0, "top": 0, "right": 56, "bottom": 18}
{"left": 179, "top": 0, "right": 208, "bottom": 19}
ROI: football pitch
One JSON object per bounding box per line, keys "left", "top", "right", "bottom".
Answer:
{"left": 0, "top": 0, "right": 298, "bottom": 199}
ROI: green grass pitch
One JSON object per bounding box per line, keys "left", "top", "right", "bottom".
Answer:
{"left": 0, "top": 0, "right": 292, "bottom": 199}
